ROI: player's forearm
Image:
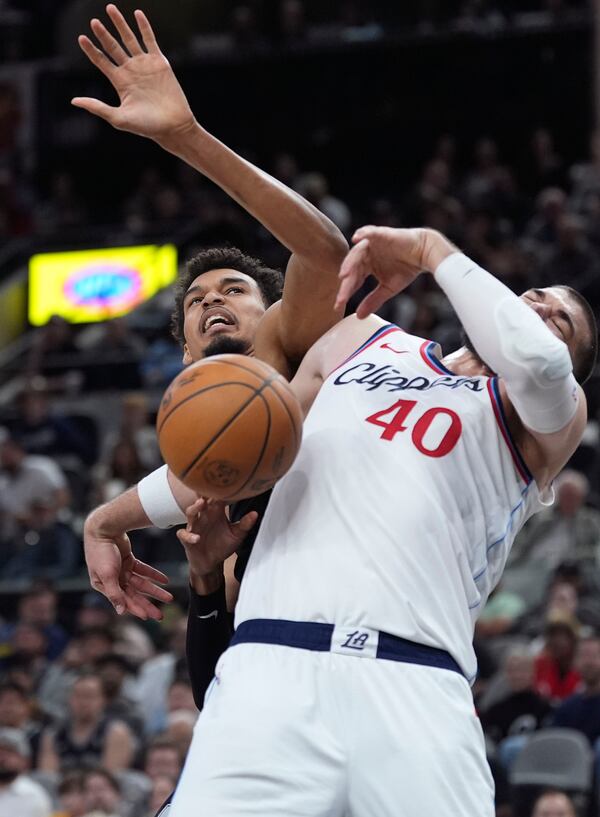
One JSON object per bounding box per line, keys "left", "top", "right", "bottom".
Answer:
{"left": 186, "top": 581, "right": 232, "bottom": 709}
{"left": 85, "top": 486, "right": 152, "bottom": 537}
{"left": 156, "top": 122, "right": 347, "bottom": 266}
{"left": 424, "top": 232, "right": 578, "bottom": 434}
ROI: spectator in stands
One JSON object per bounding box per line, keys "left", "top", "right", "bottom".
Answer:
{"left": 3, "top": 623, "right": 50, "bottom": 693}
{"left": 95, "top": 654, "right": 143, "bottom": 736}
{"left": 85, "top": 319, "right": 145, "bottom": 391}
{"left": 26, "top": 316, "right": 82, "bottom": 388}
{"left": 100, "top": 394, "right": 160, "bottom": 473}
{"left": 146, "top": 774, "right": 176, "bottom": 817}
{"left": 38, "top": 673, "right": 135, "bottom": 773}
{"left": 0, "top": 583, "right": 69, "bottom": 661}
{"left": 551, "top": 633, "right": 600, "bottom": 745}
{"left": 0, "top": 429, "right": 69, "bottom": 551}
{"left": 76, "top": 595, "right": 153, "bottom": 666}
{"left": 533, "top": 615, "right": 581, "bottom": 704}
{"left": 143, "top": 738, "right": 182, "bottom": 782}
{"left": 79, "top": 627, "right": 117, "bottom": 666}
{"left": 524, "top": 187, "right": 567, "bottom": 249}
{"left": 531, "top": 789, "right": 576, "bottom": 817}
{"left": 542, "top": 213, "right": 599, "bottom": 295}
{"left": 52, "top": 771, "right": 86, "bottom": 817}
{"left": 520, "top": 566, "right": 600, "bottom": 640}
{"left": 94, "top": 440, "right": 148, "bottom": 505}
{"left": 475, "top": 581, "right": 527, "bottom": 639}
{"left": 164, "top": 709, "right": 197, "bottom": 759}
{"left": 134, "top": 616, "right": 188, "bottom": 734}
{"left": 81, "top": 768, "right": 125, "bottom": 817}
{"left": 37, "top": 638, "right": 87, "bottom": 723}
{"left": 0, "top": 499, "right": 80, "bottom": 582}
{"left": 167, "top": 678, "right": 196, "bottom": 717}
{"left": 0, "top": 682, "right": 43, "bottom": 764}
{"left": 480, "top": 647, "right": 552, "bottom": 742}
{"left": 0, "top": 727, "right": 52, "bottom": 817}
{"left": 510, "top": 470, "right": 600, "bottom": 573}
{"left": 11, "top": 386, "right": 94, "bottom": 466}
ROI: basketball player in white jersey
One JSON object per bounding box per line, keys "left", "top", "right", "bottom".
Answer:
{"left": 166, "top": 226, "right": 595, "bottom": 817}
{"left": 77, "top": 4, "right": 347, "bottom": 617}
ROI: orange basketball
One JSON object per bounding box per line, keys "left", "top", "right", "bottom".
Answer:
{"left": 156, "top": 354, "right": 303, "bottom": 502}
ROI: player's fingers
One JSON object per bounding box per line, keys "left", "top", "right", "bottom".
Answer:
{"left": 176, "top": 528, "right": 200, "bottom": 547}
{"left": 77, "top": 35, "right": 117, "bottom": 80}
{"left": 335, "top": 241, "right": 369, "bottom": 310}
{"left": 234, "top": 511, "right": 258, "bottom": 537}
{"left": 185, "top": 497, "right": 205, "bottom": 519}
{"left": 91, "top": 575, "right": 127, "bottom": 615}
{"left": 352, "top": 225, "right": 381, "bottom": 244}
{"left": 131, "top": 559, "right": 170, "bottom": 584}
{"left": 91, "top": 17, "right": 130, "bottom": 64}
{"left": 127, "top": 572, "right": 174, "bottom": 602}
{"left": 134, "top": 8, "right": 160, "bottom": 54}
{"left": 355, "top": 283, "right": 395, "bottom": 319}
{"left": 71, "top": 96, "right": 118, "bottom": 123}
{"left": 106, "top": 4, "right": 143, "bottom": 55}
{"left": 124, "top": 593, "right": 163, "bottom": 621}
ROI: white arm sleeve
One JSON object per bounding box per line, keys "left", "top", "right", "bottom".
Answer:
{"left": 434, "top": 252, "right": 579, "bottom": 434}
{"left": 137, "top": 464, "right": 187, "bottom": 529}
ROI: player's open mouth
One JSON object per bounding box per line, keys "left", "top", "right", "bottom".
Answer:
{"left": 201, "top": 308, "right": 237, "bottom": 335}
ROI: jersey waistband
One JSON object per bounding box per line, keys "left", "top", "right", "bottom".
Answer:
{"left": 230, "top": 618, "right": 464, "bottom": 677}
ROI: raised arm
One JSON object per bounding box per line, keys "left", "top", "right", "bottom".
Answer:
{"left": 73, "top": 5, "right": 347, "bottom": 373}
{"left": 336, "top": 226, "right": 588, "bottom": 485}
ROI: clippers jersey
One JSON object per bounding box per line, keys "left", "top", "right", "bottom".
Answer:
{"left": 235, "top": 324, "right": 551, "bottom": 680}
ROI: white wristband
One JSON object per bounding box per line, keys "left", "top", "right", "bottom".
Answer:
{"left": 138, "top": 465, "right": 187, "bottom": 529}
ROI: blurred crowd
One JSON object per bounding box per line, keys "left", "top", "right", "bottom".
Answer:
{"left": 0, "top": 2, "right": 598, "bottom": 814}
{"left": 0, "top": 0, "right": 591, "bottom": 63}
{"left": 0, "top": 126, "right": 599, "bottom": 813}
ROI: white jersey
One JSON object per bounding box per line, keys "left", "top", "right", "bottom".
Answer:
{"left": 235, "top": 324, "right": 551, "bottom": 680}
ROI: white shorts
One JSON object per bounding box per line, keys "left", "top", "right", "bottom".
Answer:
{"left": 170, "top": 642, "right": 494, "bottom": 817}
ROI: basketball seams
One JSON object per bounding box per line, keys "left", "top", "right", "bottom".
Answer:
{"left": 179, "top": 373, "right": 279, "bottom": 481}
{"left": 265, "top": 380, "right": 301, "bottom": 451}
{"left": 157, "top": 381, "right": 258, "bottom": 435}
{"left": 227, "top": 392, "right": 272, "bottom": 498}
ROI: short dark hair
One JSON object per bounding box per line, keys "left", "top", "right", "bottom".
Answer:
{"left": 559, "top": 286, "right": 598, "bottom": 385}
{"left": 170, "top": 247, "right": 284, "bottom": 346}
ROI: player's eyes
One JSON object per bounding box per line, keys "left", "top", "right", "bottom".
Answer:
{"left": 226, "top": 287, "right": 243, "bottom": 295}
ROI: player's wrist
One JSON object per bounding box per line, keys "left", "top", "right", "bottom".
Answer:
{"left": 189, "top": 566, "right": 224, "bottom": 596}
{"left": 154, "top": 118, "right": 204, "bottom": 154}
{"left": 420, "top": 230, "right": 459, "bottom": 273}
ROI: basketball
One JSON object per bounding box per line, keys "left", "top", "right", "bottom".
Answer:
{"left": 156, "top": 354, "right": 303, "bottom": 502}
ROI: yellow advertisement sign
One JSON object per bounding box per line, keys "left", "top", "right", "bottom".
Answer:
{"left": 29, "top": 244, "right": 178, "bottom": 326}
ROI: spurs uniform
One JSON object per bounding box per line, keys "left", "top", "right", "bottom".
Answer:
{"left": 171, "top": 323, "right": 551, "bottom": 817}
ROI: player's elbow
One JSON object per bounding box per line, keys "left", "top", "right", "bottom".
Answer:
{"left": 314, "top": 222, "right": 349, "bottom": 270}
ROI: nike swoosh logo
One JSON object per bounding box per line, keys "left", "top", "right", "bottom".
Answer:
{"left": 381, "top": 343, "right": 409, "bottom": 354}
{"left": 197, "top": 610, "right": 218, "bottom": 620}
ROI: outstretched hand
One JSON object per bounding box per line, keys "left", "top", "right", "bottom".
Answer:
{"left": 72, "top": 4, "right": 195, "bottom": 142}
{"left": 335, "top": 227, "right": 430, "bottom": 318}
{"left": 84, "top": 528, "right": 173, "bottom": 620}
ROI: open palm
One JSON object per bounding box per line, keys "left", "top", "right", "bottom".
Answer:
{"left": 72, "top": 4, "right": 195, "bottom": 141}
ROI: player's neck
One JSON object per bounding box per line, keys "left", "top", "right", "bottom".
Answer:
{"left": 441, "top": 346, "right": 494, "bottom": 378}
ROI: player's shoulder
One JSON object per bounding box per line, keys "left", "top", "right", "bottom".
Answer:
{"left": 312, "top": 313, "right": 388, "bottom": 373}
